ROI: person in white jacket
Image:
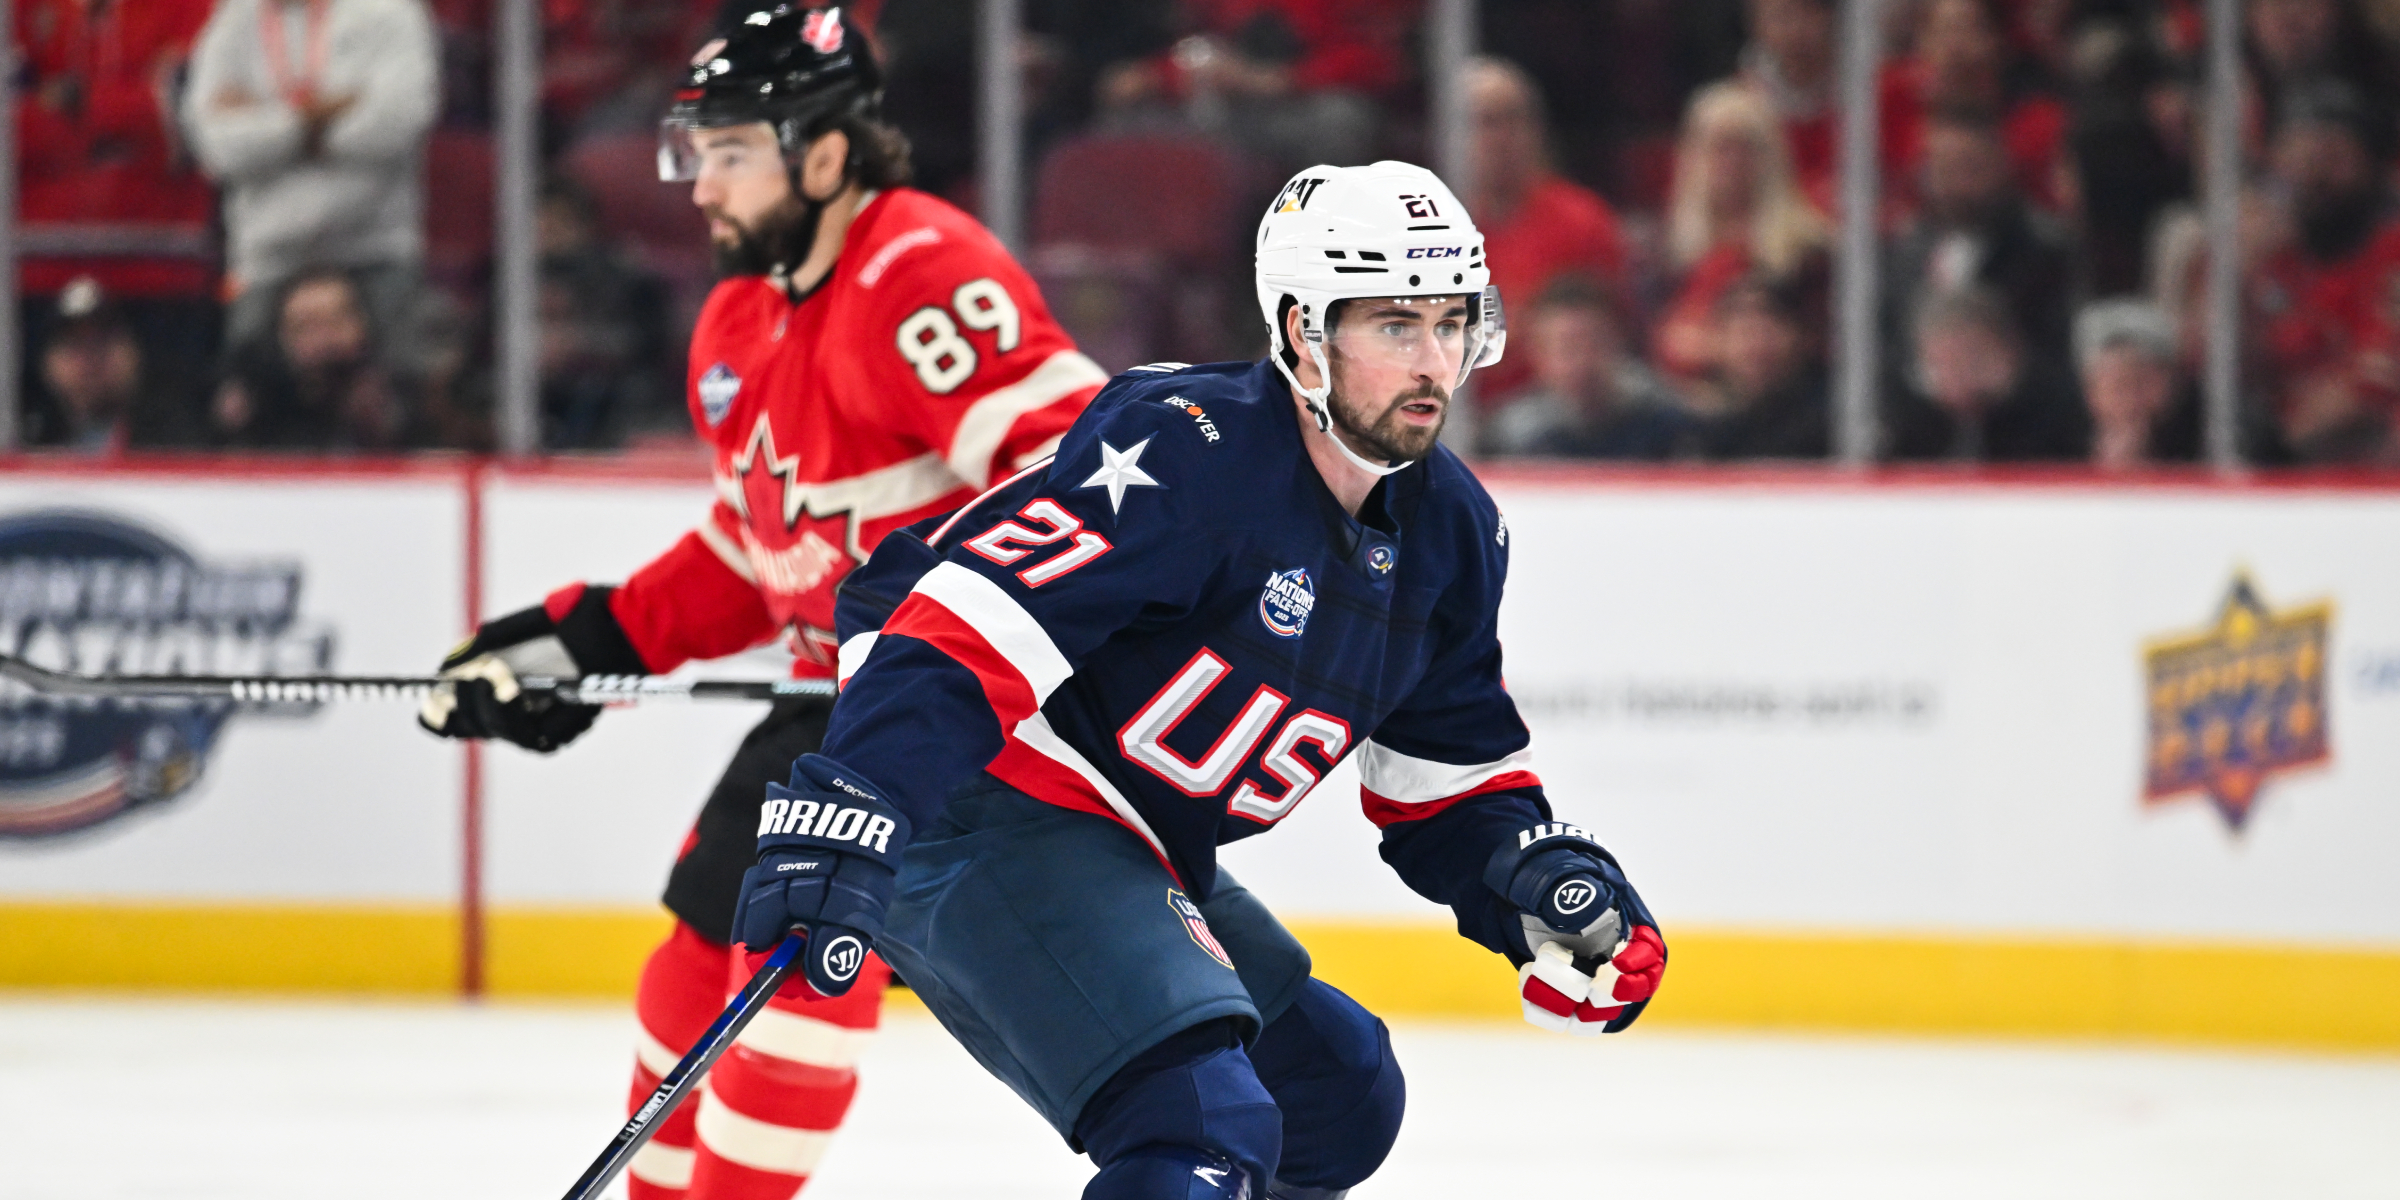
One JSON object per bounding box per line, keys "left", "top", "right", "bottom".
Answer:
{"left": 184, "top": 0, "right": 438, "bottom": 355}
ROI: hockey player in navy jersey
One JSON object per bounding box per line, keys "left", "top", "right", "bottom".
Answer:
{"left": 729, "top": 161, "right": 1667, "bottom": 1199}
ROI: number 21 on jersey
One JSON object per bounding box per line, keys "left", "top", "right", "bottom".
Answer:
{"left": 897, "top": 277, "right": 1020, "bottom": 393}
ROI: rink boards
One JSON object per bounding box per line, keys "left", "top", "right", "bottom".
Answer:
{"left": 2, "top": 460, "right": 2396, "bottom": 1049}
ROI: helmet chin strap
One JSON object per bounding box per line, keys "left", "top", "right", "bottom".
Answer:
{"left": 1272, "top": 337, "right": 1413, "bottom": 478}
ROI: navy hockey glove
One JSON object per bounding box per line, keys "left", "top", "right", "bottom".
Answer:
{"left": 731, "top": 754, "right": 912, "bottom": 999}
{"left": 416, "top": 585, "right": 646, "bottom": 753}
{"left": 1485, "top": 821, "right": 1666, "bottom": 1036}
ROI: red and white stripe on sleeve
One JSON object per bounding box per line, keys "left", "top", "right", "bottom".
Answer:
{"left": 1358, "top": 740, "right": 1542, "bottom": 828}
{"left": 605, "top": 500, "right": 779, "bottom": 676}
{"left": 879, "top": 560, "right": 1180, "bottom": 877}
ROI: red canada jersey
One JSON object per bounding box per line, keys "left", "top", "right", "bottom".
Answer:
{"left": 592, "top": 188, "right": 1105, "bottom": 678}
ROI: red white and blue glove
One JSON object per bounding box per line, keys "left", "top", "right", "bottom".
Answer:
{"left": 1486, "top": 822, "right": 1666, "bottom": 1036}
{"left": 731, "top": 754, "right": 912, "bottom": 999}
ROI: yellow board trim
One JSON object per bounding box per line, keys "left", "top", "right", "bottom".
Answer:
{"left": 5, "top": 904, "right": 2397, "bottom": 1052}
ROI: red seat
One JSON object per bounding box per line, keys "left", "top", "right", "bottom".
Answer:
{"left": 564, "top": 131, "right": 709, "bottom": 261}
{"left": 1031, "top": 133, "right": 1245, "bottom": 269}
{"left": 422, "top": 129, "right": 495, "bottom": 285}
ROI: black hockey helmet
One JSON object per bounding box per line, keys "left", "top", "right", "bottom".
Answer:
{"left": 658, "top": 5, "right": 884, "bottom": 181}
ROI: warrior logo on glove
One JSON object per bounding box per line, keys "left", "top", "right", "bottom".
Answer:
{"left": 1487, "top": 821, "right": 1668, "bottom": 1036}
{"left": 819, "top": 934, "right": 866, "bottom": 983}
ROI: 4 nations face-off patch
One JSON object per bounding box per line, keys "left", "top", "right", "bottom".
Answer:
{"left": 2142, "top": 572, "right": 2333, "bottom": 831}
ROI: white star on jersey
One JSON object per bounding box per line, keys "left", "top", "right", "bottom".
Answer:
{"left": 1077, "top": 437, "right": 1162, "bottom": 513}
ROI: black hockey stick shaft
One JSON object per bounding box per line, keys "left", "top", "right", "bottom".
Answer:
{"left": 0, "top": 652, "right": 833, "bottom": 704}
{"left": 559, "top": 933, "right": 806, "bottom": 1200}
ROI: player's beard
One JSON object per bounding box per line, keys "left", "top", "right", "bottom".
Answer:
{"left": 1327, "top": 378, "right": 1448, "bottom": 464}
{"left": 706, "top": 190, "right": 823, "bottom": 279}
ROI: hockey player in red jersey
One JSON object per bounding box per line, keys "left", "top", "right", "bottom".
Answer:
{"left": 416, "top": 8, "right": 1103, "bottom": 1198}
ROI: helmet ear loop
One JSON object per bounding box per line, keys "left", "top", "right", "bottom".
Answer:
{"left": 1296, "top": 331, "right": 1411, "bottom": 478}
{"left": 1302, "top": 339, "right": 1336, "bottom": 434}
{"left": 1267, "top": 302, "right": 1336, "bottom": 433}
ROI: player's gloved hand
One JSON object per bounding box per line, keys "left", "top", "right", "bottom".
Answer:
{"left": 731, "top": 753, "right": 913, "bottom": 998}
{"left": 1485, "top": 822, "right": 1666, "bottom": 1036}
{"left": 416, "top": 584, "right": 647, "bottom": 753}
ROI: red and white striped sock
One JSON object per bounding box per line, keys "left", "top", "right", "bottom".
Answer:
{"left": 684, "top": 947, "right": 890, "bottom": 1200}
{"left": 625, "top": 922, "right": 740, "bottom": 1200}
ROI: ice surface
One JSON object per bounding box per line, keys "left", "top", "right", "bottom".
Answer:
{"left": 2, "top": 996, "right": 2396, "bottom": 1199}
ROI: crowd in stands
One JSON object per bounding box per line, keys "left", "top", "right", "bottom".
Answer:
{"left": 13, "top": 0, "right": 2400, "bottom": 466}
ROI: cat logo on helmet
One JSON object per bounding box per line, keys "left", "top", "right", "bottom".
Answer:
{"left": 1273, "top": 176, "right": 1327, "bottom": 213}
{"left": 801, "top": 8, "right": 845, "bottom": 54}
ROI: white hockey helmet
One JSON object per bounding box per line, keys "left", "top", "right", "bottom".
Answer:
{"left": 1255, "top": 161, "right": 1506, "bottom": 473}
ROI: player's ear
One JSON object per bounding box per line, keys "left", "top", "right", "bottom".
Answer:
{"left": 1284, "top": 300, "right": 1324, "bottom": 391}
{"left": 798, "top": 127, "right": 852, "bottom": 202}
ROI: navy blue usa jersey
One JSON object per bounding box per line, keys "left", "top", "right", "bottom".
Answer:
{"left": 821, "top": 358, "right": 1554, "bottom": 954}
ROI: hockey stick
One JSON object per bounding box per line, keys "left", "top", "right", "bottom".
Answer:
{"left": 559, "top": 932, "right": 806, "bottom": 1200}
{"left": 0, "top": 652, "right": 834, "bottom": 705}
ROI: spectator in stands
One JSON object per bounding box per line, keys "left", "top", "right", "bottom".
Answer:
{"left": 184, "top": 0, "right": 440, "bottom": 360}
{"left": 14, "top": 0, "right": 219, "bottom": 408}
{"left": 536, "top": 178, "right": 678, "bottom": 449}
{"left": 2054, "top": 7, "right": 2190, "bottom": 297}
{"left": 1882, "top": 0, "right": 2070, "bottom": 211}
{"left": 2246, "top": 0, "right": 2393, "bottom": 136}
{"left": 1653, "top": 82, "right": 1831, "bottom": 387}
{"left": 1694, "top": 274, "right": 1832, "bottom": 459}
{"left": 21, "top": 278, "right": 198, "bottom": 453}
{"left": 210, "top": 269, "right": 421, "bottom": 450}
{"left": 1889, "top": 286, "right": 2085, "bottom": 460}
{"left": 1483, "top": 275, "right": 1693, "bottom": 460}
{"left": 1464, "top": 56, "right": 1629, "bottom": 403}
{"left": 1093, "top": 0, "right": 1414, "bottom": 168}
{"left": 1736, "top": 0, "right": 1839, "bottom": 209}
{"left": 1884, "top": 107, "right": 2078, "bottom": 374}
{"left": 2249, "top": 79, "right": 2400, "bottom": 461}
{"left": 2075, "top": 298, "right": 2286, "bottom": 467}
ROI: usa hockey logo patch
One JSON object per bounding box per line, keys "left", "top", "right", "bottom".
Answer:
{"left": 699, "top": 363, "right": 742, "bottom": 426}
{"left": 1168, "top": 889, "right": 1235, "bottom": 970}
{"left": 1258, "top": 568, "right": 1315, "bottom": 638}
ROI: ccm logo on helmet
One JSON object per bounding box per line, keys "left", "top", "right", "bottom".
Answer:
{"left": 1405, "top": 247, "right": 1464, "bottom": 259}
{"left": 757, "top": 798, "right": 898, "bottom": 852}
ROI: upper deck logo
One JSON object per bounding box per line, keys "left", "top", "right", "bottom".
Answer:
{"left": 698, "top": 363, "right": 741, "bottom": 426}
{"left": 2142, "top": 573, "right": 2332, "bottom": 830}
{"left": 0, "top": 510, "right": 334, "bottom": 839}
{"left": 1258, "top": 568, "right": 1315, "bottom": 639}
